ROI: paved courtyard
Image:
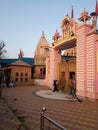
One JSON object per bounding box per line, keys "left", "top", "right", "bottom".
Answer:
{"left": 1, "top": 85, "right": 98, "bottom": 130}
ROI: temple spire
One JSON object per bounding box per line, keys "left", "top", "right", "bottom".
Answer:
{"left": 95, "top": 0, "right": 98, "bottom": 16}
{"left": 95, "top": 0, "right": 98, "bottom": 30}
{"left": 71, "top": 5, "right": 74, "bottom": 19}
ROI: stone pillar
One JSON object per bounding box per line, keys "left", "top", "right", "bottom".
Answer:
{"left": 46, "top": 49, "right": 61, "bottom": 89}
{"left": 76, "top": 24, "right": 91, "bottom": 97}
{"left": 45, "top": 56, "right": 50, "bottom": 87}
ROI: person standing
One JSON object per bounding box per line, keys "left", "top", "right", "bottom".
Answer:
{"left": 69, "top": 75, "right": 76, "bottom": 96}
{"left": 53, "top": 80, "right": 59, "bottom": 92}
{"left": 6, "top": 73, "right": 10, "bottom": 87}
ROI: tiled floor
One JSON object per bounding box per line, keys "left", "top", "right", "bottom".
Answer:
{"left": 1, "top": 85, "right": 98, "bottom": 130}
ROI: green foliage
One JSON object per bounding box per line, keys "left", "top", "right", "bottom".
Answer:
{"left": 0, "top": 41, "right": 7, "bottom": 59}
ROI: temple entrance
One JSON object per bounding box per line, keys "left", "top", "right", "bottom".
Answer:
{"left": 58, "top": 58, "right": 76, "bottom": 94}
{"left": 46, "top": 6, "right": 98, "bottom": 99}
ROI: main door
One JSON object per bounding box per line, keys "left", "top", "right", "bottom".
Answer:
{"left": 60, "top": 72, "right": 66, "bottom": 91}
{"left": 58, "top": 58, "right": 76, "bottom": 93}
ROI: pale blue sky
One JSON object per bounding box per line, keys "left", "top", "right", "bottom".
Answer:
{"left": 0, "top": 0, "right": 96, "bottom": 58}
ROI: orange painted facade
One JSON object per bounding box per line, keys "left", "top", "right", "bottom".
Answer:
{"left": 5, "top": 60, "right": 32, "bottom": 86}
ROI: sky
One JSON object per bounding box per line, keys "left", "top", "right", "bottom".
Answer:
{"left": 0, "top": 0, "right": 96, "bottom": 59}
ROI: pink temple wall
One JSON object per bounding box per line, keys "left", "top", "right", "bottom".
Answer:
{"left": 46, "top": 23, "right": 98, "bottom": 100}
{"left": 86, "top": 32, "right": 96, "bottom": 99}
{"left": 76, "top": 24, "right": 98, "bottom": 99}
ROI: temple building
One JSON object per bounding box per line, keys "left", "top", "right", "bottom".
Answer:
{"left": 0, "top": 57, "right": 34, "bottom": 85}
{"left": 0, "top": 3, "right": 98, "bottom": 100}
{"left": 45, "top": 6, "right": 98, "bottom": 100}
{"left": 0, "top": 32, "right": 51, "bottom": 86}
{"left": 33, "top": 32, "right": 50, "bottom": 80}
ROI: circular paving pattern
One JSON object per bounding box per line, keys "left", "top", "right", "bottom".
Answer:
{"left": 35, "top": 90, "right": 77, "bottom": 100}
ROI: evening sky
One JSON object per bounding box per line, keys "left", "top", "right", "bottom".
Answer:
{"left": 0, "top": 0, "right": 96, "bottom": 58}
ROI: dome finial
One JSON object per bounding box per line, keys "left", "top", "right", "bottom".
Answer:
{"left": 42, "top": 31, "right": 44, "bottom": 35}
{"left": 42, "top": 31, "right": 45, "bottom": 38}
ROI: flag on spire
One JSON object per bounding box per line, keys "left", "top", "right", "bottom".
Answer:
{"left": 18, "top": 49, "right": 24, "bottom": 59}
{"left": 95, "top": 0, "right": 98, "bottom": 16}
{"left": 71, "top": 5, "right": 74, "bottom": 19}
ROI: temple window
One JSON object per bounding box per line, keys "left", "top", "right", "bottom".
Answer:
{"left": 16, "top": 72, "right": 18, "bottom": 76}
{"left": 15, "top": 78, "right": 18, "bottom": 82}
{"left": 20, "top": 73, "right": 23, "bottom": 76}
{"left": 25, "top": 73, "right": 28, "bottom": 76}
{"left": 20, "top": 78, "right": 23, "bottom": 82}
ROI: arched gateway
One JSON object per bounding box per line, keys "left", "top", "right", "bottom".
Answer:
{"left": 46, "top": 7, "right": 98, "bottom": 100}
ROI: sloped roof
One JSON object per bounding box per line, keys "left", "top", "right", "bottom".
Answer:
{"left": 0, "top": 59, "right": 18, "bottom": 66}
{"left": 9, "top": 60, "right": 31, "bottom": 66}
{"left": 19, "top": 57, "right": 34, "bottom": 65}
{"left": 0, "top": 57, "right": 34, "bottom": 67}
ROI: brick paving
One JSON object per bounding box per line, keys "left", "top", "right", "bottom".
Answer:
{"left": 1, "top": 85, "right": 98, "bottom": 130}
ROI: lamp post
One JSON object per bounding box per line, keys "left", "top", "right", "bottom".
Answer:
{"left": 40, "top": 107, "right": 46, "bottom": 130}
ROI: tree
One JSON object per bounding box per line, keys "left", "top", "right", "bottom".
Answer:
{"left": 0, "top": 41, "right": 7, "bottom": 99}
{"left": 0, "top": 41, "right": 7, "bottom": 59}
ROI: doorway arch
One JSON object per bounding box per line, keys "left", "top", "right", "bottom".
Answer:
{"left": 58, "top": 57, "right": 76, "bottom": 93}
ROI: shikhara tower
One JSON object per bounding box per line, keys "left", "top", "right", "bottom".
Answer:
{"left": 33, "top": 32, "right": 50, "bottom": 80}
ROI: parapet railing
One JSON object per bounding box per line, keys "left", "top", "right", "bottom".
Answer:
{"left": 40, "top": 107, "right": 67, "bottom": 130}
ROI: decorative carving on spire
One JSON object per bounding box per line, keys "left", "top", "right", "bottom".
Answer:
{"left": 61, "top": 14, "right": 71, "bottom": 37}
{"left": 34, "top": 32, "right": 50, "bottom": 58}
{"left": 42, "top": 31, "right": 45, "bottom": 38}
{"left": 52, "top": 30, "right": 60, "bottom": 42}
{"left": 78, "top": 8, "right": 91, "bottom": 23}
